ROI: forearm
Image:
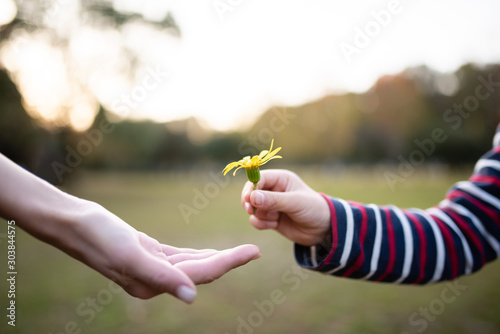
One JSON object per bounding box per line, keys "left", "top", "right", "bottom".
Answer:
{"left": 0, "top": 154, "right": 86, "bottom": 245}
{"left": 296, "top": 197, "right": 499, "bottom": 284}
{"left": 0, "top": 153, "right": 143, "bottom": 279}
{"left": 295, "top": 131, "right": 500, "bottom": 283}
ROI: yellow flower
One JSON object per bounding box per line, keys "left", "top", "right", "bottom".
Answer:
{"left": 222, "top": 139, "right": 282, "bottom": 183}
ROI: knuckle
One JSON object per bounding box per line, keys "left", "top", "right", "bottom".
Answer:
{"left": 267, "top": 193, "right": 279, "bottom": 207}
{"left": 255, "top": 223, "right": 267, "bottom": 230}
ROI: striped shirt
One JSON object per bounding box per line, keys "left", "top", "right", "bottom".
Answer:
{"left": 295, "top": 124, "right": 500, "bottom": 284}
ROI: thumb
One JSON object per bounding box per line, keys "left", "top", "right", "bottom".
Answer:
{"left": 250, "top": 190, "right": 301, "bottom": 213}
{"left": 131, "top": 253, "right": 197, "bottom": 303}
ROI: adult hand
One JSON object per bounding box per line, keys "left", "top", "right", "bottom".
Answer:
{"left": 64, "top": 201, "right": 261, "bottom": 303}
{"left": 0, "top": 153, "right": 261, "bottom": 304}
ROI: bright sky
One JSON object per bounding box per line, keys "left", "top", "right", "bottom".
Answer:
{"left": 1, "top": 0, "right": 500, "bottom": 131}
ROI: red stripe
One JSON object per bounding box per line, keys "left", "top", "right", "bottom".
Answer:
{"left": 376, "top": 208, "right": 396, "bottom": 282}
{"left": 442, "top": 208, "right": 486, "bottom": 266}
{"left": 470, "top": 174, "right": 500, "bottom": 189}
{"left": 405, "top": 211, "right": 427, "bottom": 284}
{"left": 342, "top": 202, "right": 368, "bottom": 277}
{"left": 447, "top": 190, "right": 500, "bottom": 227}
{"left": 319, "top": 193, "right": 338, "bottom": 268}
{"left": 431, "top": 214, "right": 459, "bottom": 279}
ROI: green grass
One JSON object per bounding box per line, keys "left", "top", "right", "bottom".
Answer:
{"left": 2, "top": 167, "right": 500, "bottom": 334}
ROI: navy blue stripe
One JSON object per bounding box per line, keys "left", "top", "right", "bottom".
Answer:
{"left": 329, "top": 199, "right": 348, "bottom": 266}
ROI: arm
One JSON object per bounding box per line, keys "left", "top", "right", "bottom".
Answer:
{"left": 0, "top": 154, "right": 261, "bottom": 302}
{"left": 242, "top": 125, "right": 500, "bottom": 284}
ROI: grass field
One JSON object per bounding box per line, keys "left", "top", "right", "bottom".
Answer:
{"left": 2, "top": 167, "right": 500, "bottom": 334}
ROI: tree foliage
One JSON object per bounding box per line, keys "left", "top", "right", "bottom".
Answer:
{"left": 1, "top": 63, "right": 499, "bottom": 184}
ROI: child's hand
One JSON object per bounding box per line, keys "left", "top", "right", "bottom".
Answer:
{"left": 241, "top": 170, "right": 331, "bottom": 246}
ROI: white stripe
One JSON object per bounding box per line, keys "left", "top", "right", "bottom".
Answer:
{"left": 310, "top": 246, "right": 318, "bottom": 267}
{"left": 325, "top": 199, "right": 355, "bottom": 275}
{"left": 428, "top": 208, "right": 474, "bottom": 275}
{"left": 391, "top": 206, "right": 414, "bottom": 284}
{"left": 473, "top": 159, "right": 500, "bottom": 174}
{"left": 493, "top": 131, "right": 500, "bottom": 148}
{"left": 360, "top": 204, "right": 383, "bottom": 280}
{"left": 456, "top": 181, "right": 500, "bottom": 209}
{"left": 440, "top": 199, "right": 500, "bottom": 257}
{"left": 411, "top": 209, "right": 446, "bottom": 283}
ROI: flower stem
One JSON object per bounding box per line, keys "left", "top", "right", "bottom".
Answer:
{"left": 252, "top": 182, "right": 258, "bottom": 214}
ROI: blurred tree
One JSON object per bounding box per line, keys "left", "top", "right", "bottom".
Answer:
{"left": 1, "top": 0, "right": 180, "bottom": 41}
{"left": 0, "top": 67, "right": 68, "bottom": 182}
{"left": 0, "top": 0, "right": 180, "bottom": 130}
{"left": 243, "top": 64, "right": 500, "bottom": 164}
{"left": 0, "top": 0, "right": 184, "bottom": 181}
{"left": 1, "top": 0, "right": 500, "bottom": 176}
{"left": 0, "top": 67, "right": 41, "bottom": 166}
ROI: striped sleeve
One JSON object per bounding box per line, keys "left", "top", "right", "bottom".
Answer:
{"left": 295, "top": 124, "right": 500, "bottom": 284}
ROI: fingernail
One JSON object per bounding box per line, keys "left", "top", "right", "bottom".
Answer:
{"left": 253, "top": 191, "right": 264, "bottom": 206}
{"left": 244, "top": 202, "right": 252, "bottom": 213}
{"left": 252, "top": 251, "right": 262, "bottom": 260}
{"left": 177, "top": 285, "right": 197, "bottom": 304}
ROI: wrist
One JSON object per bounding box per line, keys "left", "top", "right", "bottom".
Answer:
{"left": 29, "top": 190, "right": 91, "bottom": 247}
{"left": 315, "top": 193, "right": 333, "bottom": 246}
{"left": 40, "top": 196, "right": 115, "bottom": 270}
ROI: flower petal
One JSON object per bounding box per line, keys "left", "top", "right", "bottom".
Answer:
{"left": 261, "top": 146, "right": 282, "bottom": 163}
{"left": 223, "top": 139, "right": 282, "bottom": 178}
{"left": 258, "top": 139, "right": 275, "bottom": 159}
{"left": 232, "top": 165, "right": 246, "bottom": 176}
{"left": 258, "top": 150, "right": 269, "bottom": 159}
{"left": 223, "top": 161, "right": 241, "bottom": 175}
{"left": 260, "top": 155, "right": 282, "bottom": 166}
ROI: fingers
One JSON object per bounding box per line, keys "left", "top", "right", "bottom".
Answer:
{"left": 161, "top": 244, "right": 216, "bottom": 255}
{"left": 174, "top": 244, "right": 261, "bottom": 285}
{"left": 122, "top": 244, "right": 261, "bottom": 303}
{"left": 249, "top": 215, "right": 278, "bottom": 230}
{"left": 256, "top": 169, "right": 293, "bottom": 192}
{"left": 241, "top": 170, "right": 300, "bottom": 214}
{"left": 241, "top": 181, "right": 254, "bottom": 206}
{"left": 127, "top": 251, "right": 197, "bottom": 303}
{"left": 241, "top": 170, "right": 308, "bottom": 238}
{"left": 250, "top": 190, "right": 300, "bottom": 213}
{"left": 243, "top": 201, "right": 253, "bottom": 215}
{"left": 165, "top": 250, "right": 219, "bottom": 265}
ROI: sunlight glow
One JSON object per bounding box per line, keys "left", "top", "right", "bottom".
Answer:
{"left": 0, "top": 0, "right": 16, "bottom": 26}
{"left": 2, "top": 0, "right": 500, "bottom": 131}
{"left": 1, "top": 33, "right": 98, "bottom": 130}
